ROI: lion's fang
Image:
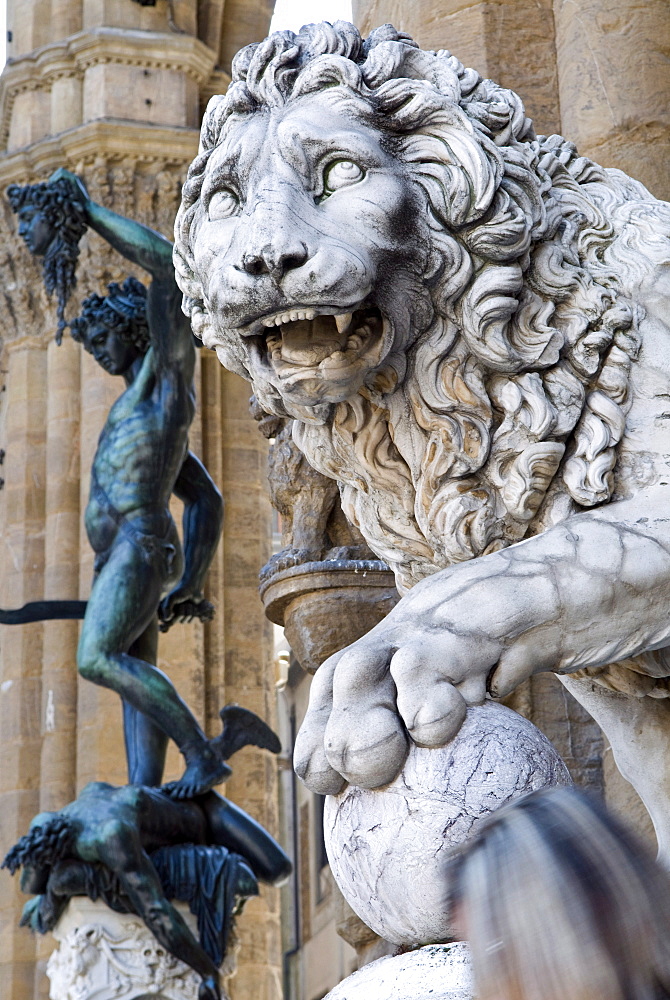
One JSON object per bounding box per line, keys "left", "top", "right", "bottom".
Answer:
{"left": 335, "top": 313, "right": 353, "bottom": 334}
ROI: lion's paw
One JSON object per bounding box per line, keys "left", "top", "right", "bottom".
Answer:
{"left": 293, "top": 632, "right": 494, "bottom": 793}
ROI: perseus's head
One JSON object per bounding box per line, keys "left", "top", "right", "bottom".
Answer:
{"left": 174, "top": 21, "right": 544, "bottom": 423}
{"left": 70, "top": 276, "right": 150, "bottom": 376}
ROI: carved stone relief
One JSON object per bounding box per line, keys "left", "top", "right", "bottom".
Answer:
{"left": 46, "top": 899, "right": 203, "bottom": 1000}
{"left": 254, "top": 404, "right": 399, "bottom": 672}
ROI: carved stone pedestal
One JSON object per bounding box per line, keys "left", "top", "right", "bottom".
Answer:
{"left": 46, "top": 899, "right": 207, "bottom": 1000}
{"left": 259, "top": 558, "right": 398, "bottom": 674}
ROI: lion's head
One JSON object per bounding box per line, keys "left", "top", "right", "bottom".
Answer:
{"left": 175, "top": 22, "right": 656, "bottom": 590}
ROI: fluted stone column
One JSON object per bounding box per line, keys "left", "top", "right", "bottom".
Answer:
{"left": 553, "top": 0, "right": 670, "bottom": 201}
{"left": 30, "top": 336, "right": 82, "bottom": 996}
{"left": 0, "top": 1, "right": 277, "bottom": 995}
{"left": 353, "top": 0, "right": 561, "bottom": 134}
{"left": 0, "top": 336, "right": 48, "bottom": 1000}
{"left": 218, "top": 369, "right": 281, "bottom": 1000}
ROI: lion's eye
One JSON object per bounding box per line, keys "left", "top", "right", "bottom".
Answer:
{"left": 208, "top": 189, "right": 239, "bottom": 221}
{"left": 323, "top": 160, "right": 365, "bottom": 195}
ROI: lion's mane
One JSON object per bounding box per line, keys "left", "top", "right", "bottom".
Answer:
{"left": 174, "top": 21, "right": 670, "bottom": 591}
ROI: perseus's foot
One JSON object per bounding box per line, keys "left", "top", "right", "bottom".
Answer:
{"left": 162, "top": 741, "right": 232, "bottom": 800}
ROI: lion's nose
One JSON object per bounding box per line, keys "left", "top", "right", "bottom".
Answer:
{"left": 240, "top": 240, "right": 309, "bottom": 281}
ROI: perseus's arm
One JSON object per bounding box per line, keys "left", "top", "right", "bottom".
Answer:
{"left": 160, "top": 452, "right": 223, "bottom": 623}
{"left": 86, "top": 201, "right": 174, "bottom": 280}
{"left": 200, "top": 792, "right": 292, "bottom": 886}
{"left": 85, "top": 200, "right": 196, "bottom": 369}
{"left": 48, "top": 169, "right": 193, "bottom": 367}
{"left": 49, "top": 168, "right": 173, "bottom": 279}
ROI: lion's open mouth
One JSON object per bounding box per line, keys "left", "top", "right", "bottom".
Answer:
{"left": 257, "top": 306, "right": 385, "bottom": 378}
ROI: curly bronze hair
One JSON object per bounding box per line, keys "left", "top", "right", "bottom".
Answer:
{"left": 2, "top": 815, "right": 77, "bottom": 875}
{"left": 70, "top": 275, "right": 150, "bottom": 355}
{"left": 7, "top": 178, "right": 88, "bottom": 344}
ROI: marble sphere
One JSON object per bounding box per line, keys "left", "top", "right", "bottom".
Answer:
{"left": 324, "top": 701, "right": 571, "bottom": 946}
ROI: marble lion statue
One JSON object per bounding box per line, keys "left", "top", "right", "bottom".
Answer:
{"left": 174, "top": 22, "right": 670, "bottom": 850}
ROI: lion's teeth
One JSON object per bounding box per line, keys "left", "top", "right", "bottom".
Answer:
{"left": 335, "top": 312, "right": 353, "bottom": 334}
{"left": 347, "top": 334, "right": 363, "bottom": 351}
{"left": 320, "top": 351, "right": 349, "bottom": 369}
{"left": 263, "top": 308, "right": 318, "bottom": 328}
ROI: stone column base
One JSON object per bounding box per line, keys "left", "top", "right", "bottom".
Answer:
{"left": 324, "top": 943, "right": 473, "bottom": 1000}
{"left": 46, "top": 898, "right": 206, "bottom": 1000}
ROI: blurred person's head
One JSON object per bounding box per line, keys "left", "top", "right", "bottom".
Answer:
{"left": 448, "top": 786, "right": 670, "bottom": 1000}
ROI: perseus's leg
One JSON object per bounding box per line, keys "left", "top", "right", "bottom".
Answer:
{"left": 123, "top": 620, "right": 169, "bottom": 786}
{"left": 78, "top": 538, "right": 228, "bottom": 797}
{"left": 201, "top": 792, "right": 292, "bottom": 885}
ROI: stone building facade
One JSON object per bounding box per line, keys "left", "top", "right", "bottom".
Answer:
{"left": 0, "top": 2, "right": 668, "bottom": 1000}
{"left": 0, "top": 2, "right": 281, "bottom": 999}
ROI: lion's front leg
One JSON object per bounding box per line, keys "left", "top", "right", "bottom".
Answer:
{"left": 560, "top": 674, "right": 670, "bottom": 864}
{"left": 294, "top": 489, "right": 670, "bottom": 793}
{"left": 294, "top": 546, "right": 563, "bottom": 792}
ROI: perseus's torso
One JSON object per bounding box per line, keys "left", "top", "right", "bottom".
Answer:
{"left": 84, "top": 347, "right": 194, "bottom": 557}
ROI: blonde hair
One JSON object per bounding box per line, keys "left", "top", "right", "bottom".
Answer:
{"left": 449, "top": 787, "right": 670, "bottom": 1000}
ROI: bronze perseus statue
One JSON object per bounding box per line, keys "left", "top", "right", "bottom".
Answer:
{"left": 25, "top": 168, "right": 226, "bottom": 797}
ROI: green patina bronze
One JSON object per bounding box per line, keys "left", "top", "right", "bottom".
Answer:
{"left": 11, "top": 168, "right": 227, "bottom": 795}
{"left": 3, "top": 708, "right": 292, "bottom": 1000}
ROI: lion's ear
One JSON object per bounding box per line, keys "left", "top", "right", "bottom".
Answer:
{"left": 231, "top": 42, "right": 259, "bottom": 82}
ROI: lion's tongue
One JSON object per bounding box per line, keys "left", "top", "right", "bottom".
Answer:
{"left": 279, "top": 317, "right": 347, "bottom": 366}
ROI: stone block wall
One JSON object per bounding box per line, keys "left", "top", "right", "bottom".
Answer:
{"left": 0, "top": 2, "right": 281, "bottom": 998}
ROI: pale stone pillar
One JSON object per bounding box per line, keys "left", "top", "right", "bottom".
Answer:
{"left": 554, "top": 0, "right": 670, "bottom": 201}
{"left": 7, "top": 0, "right": 51, "bottom": 56}
{"left": 50, "top": 0, "right": 82, "bottom": 39}
{"left": 199, "top": 351, "right": 227, "bottom": 739}
{"left": 217, "top": 369, "right": 282, "bottom": 1000}
{"left": 0, "top": 337, "right": 48, "bottom": 1000}
{"left": 40, "top": 336, "right": 81, "bottom": 813}
{"left": 218, "top": 0, "right": 275, "bottom": 75}
{"left": 352, "top": 0, "right": 561, "bottom": 134}
{"left": 50, "top": 76, "right": 83, "bottom": 136}
{"left": 35, "top": 335, "right": 81, "bottom": 997}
